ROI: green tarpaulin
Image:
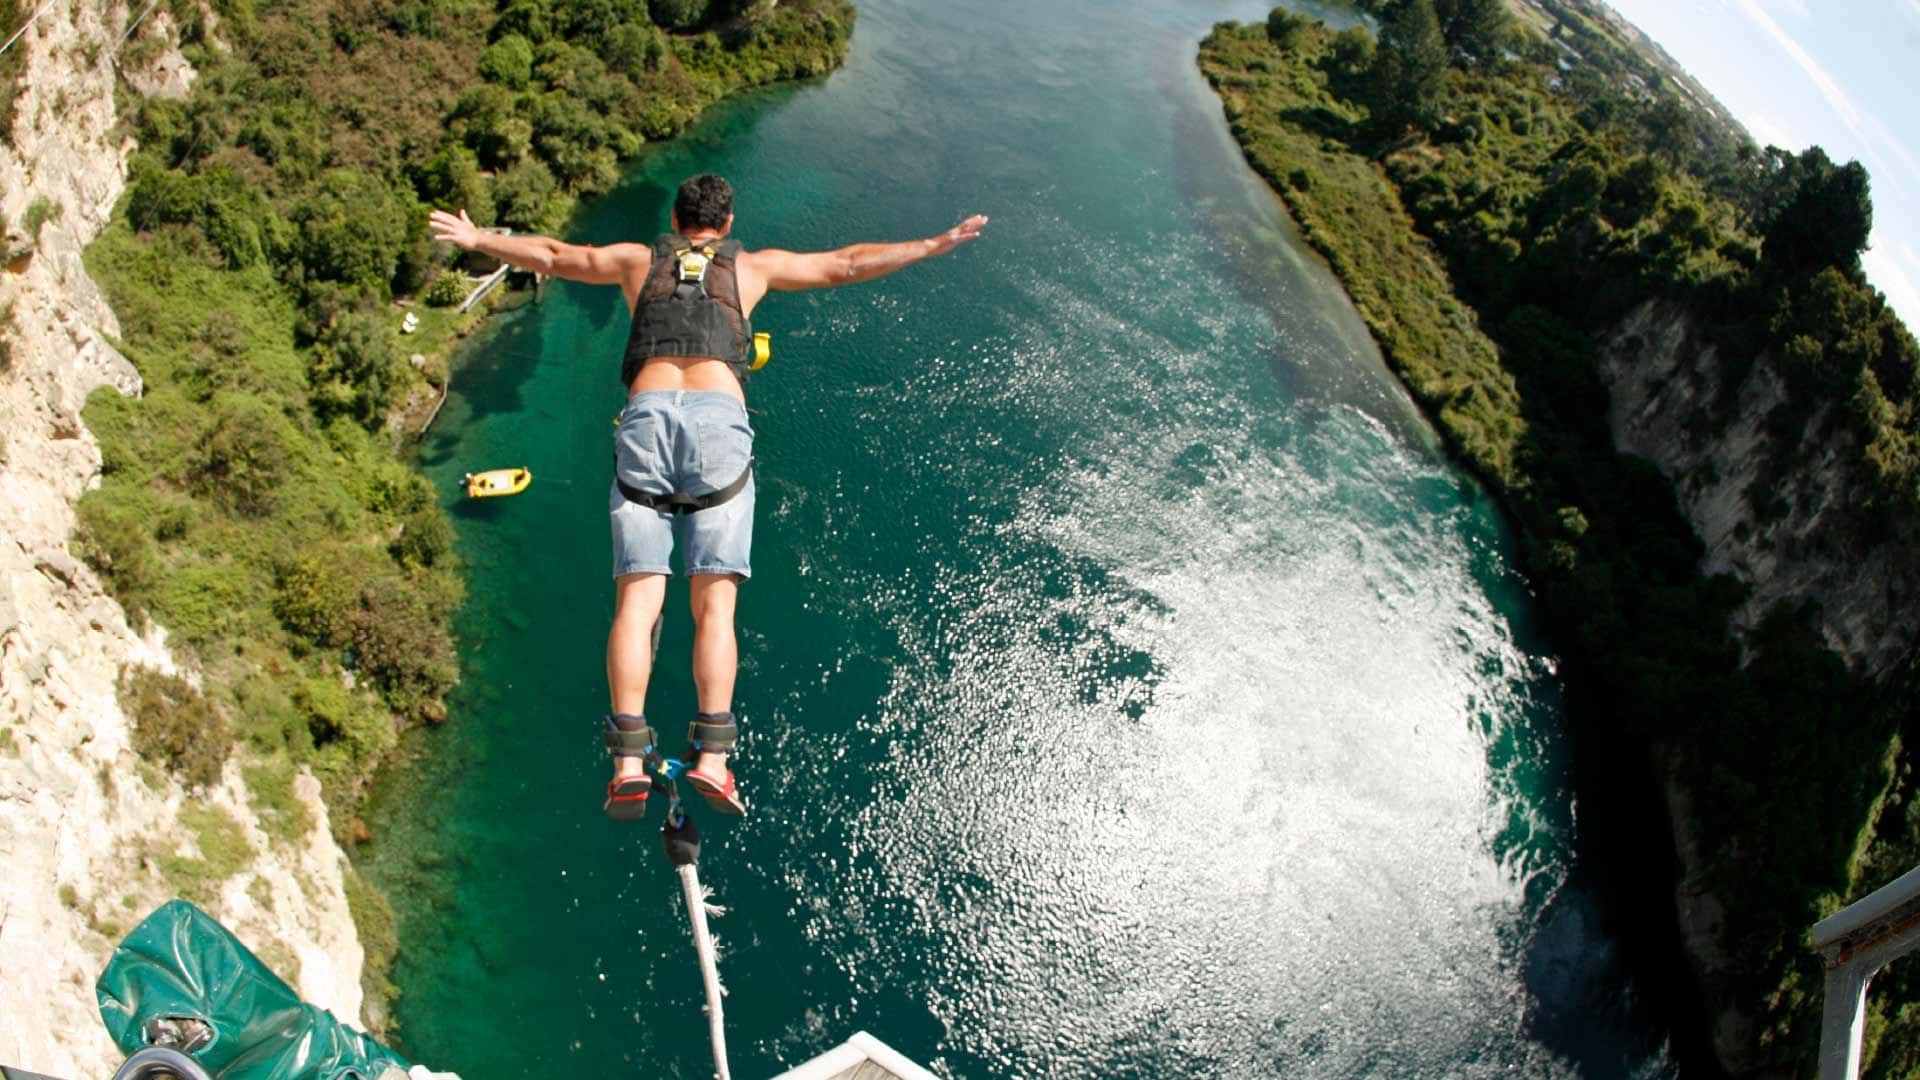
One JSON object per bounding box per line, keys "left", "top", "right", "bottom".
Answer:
{"left": 95, "top": 900, "right": 411, "bottom": 1080}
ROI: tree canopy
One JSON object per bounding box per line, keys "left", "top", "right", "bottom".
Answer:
{"left": 1367, "top": 0, "right": 1448, "bottom": 137}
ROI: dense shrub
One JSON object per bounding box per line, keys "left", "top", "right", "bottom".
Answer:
{"left": 424, "top": 271, "right": 468, "bottom": 307}
{"left": 649, "top": 0, "right": 706, "bottom": 30}
{"left": 275, "top": 549, "right": 364, "bottom": 648}
{"left": 122, "top": 666, "right": 231, "bottom": 791}
{"left": 391, "top": 506, "right": 456, "bottom": 568}
{"left": 351, "top": 579, "right": 457, "bottom": 701}
{"left": 477, "top": 33, "right": 535, "bottom": 87}
{"left": 1265, "top": 7, "right": 1307, "bottom": 50}
{"left": 195, "top": 393, "right": 294, "bottom": 516}
{"left": 313, "top": 311, "right": 401, "bottom": 426}
{"left": 77, "top": 495, "right": 164, "bottom": 625}
{"left": 0, "top": 0, "right": 24, "bottom": 143}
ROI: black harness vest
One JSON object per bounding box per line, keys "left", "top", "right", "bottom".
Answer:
{"left": 614, "top": 233, "right": 755, "bottom": 516}
{"left": 620, "top": 233, "right": 754, "bottom": 389}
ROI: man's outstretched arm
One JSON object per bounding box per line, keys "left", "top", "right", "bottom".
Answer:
{"left": 751, "top": 214, "right": 988, "bottom": 292}
{"left": 428, "top": 208, "right": 647, "bottom": 286}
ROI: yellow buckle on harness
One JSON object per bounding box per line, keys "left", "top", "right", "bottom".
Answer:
{"left": 677, "top": 248, "right": 711, "bottom": 284}
{"left": 751, "top": 332, "right": 771, "bottom": 371}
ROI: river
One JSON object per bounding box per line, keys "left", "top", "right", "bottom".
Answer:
{"left": 363, "top": 0, "right": 1676, "bottom": 1075}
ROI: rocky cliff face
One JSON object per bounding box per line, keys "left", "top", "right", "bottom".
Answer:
{"left": 0, "top": 3, "right": 369, "bottom": 1075}
{"left": 1599, "top": 298, "right": 1919, "bottom": 682}
{"left": 1597, "top": 297, "right": 1920, "bottom": 1073}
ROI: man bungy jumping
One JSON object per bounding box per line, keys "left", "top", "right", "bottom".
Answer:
{"left": 430, "top": 174, "right": 988, "bottom": 820}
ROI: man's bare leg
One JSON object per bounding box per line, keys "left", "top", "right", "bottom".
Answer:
{"left": 688, "top": 572, "right": 738, "bottom": 785}
{"left": 608, "top": 572, "right": 667, "bottom": 785}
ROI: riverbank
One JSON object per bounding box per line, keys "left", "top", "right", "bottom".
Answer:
{"left": 55, "top": 0, "right": 856, "bottom": 1045}
{"left": 1202, "top": 9, "right": 1920, "bottom": 1075}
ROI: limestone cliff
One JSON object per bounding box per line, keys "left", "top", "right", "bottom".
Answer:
{"left": 0, "top": 2, "right": 369, "bottom": 1075}
{"left": 1598, "top": 297, "right": 1920, "bottom": 1072}
{"left": 1600, "top": 298, "right": 1919, "bottom": 683}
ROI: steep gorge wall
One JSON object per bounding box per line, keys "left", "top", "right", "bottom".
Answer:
{"left": 1600, "top": 298, "right": 1919, "bottom": 682}
{"left": 0, "top": 2, "right": 368, "bottom": 1075}
{"left": 1597, "top": 297, "right": 1920, "bottom": 1071}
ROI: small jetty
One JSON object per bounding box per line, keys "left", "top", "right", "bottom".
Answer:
{"left": 457, "top": 261, "right": 512, "bottom": 313}
{"left": 772, "top": 1031, "right": 939, "bottom": 1080}
{"left": 456, "top": 227, "right": 544, "bottom": 313}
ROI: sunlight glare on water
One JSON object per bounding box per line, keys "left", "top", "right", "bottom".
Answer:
{"left": 782, "top": 237, "right": 1583, "bottom": 1076}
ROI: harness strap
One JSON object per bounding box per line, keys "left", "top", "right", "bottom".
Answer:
{"left": 687, "top": 712, "right": 738, "bottom": 752}
{"left": 604, "top": 714, "right": 657, "bottom": 759}
{"left": 615, "top": 458, "right": 754, "bottom": 516}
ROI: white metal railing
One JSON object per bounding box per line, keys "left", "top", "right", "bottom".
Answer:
{"left": 1811, "top": 863, "right": 1920, "bottom": 1080}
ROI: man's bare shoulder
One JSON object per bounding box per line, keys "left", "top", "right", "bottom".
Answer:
{"left": 594, "top": 241, "right": 656, "bottom": 263}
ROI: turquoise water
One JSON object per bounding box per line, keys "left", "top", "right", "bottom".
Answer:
{"left": 364, "top": 1, "right": 1674, "bottom": 1076}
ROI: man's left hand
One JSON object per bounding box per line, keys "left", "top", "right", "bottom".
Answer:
{"left": 429, "top": 208, "right": 483, "bottom": 251}
{"left": 930, "top": 213, "right": 989, "bottom": 256}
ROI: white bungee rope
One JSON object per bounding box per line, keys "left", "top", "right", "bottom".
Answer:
{"left": 676, "top": 862, "right": 732, "bottom": 1080}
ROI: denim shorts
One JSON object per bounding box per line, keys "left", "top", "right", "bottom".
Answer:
{"left": 609, "top": 390, "right": 755, "bottom": 579}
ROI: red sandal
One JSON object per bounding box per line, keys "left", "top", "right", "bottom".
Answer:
{"left": 683, "top": 712, "right": 746, "bottom": 815}
{"left": 602, "top": 714, "right": 655, "bottom": 821}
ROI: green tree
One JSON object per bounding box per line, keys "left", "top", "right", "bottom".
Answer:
{"left": 290, "top": 170, "right": 413, "bottom": 292}
{"left": 1327, "top": 25, "right": 1375, "bottom": 78}
{"left": 1266, "top": 7, "right": 1309, "bottom": 50}
{"left": 648, "top": 0, "right": 706, "bottom": 30}
{"left": 1765, "top": 148, "right": 1873, "bottom": 276}
{"left": 478, "top": 33, "right": 535, "bottom": 88}
{"left": 1367, "top": 0, "right": 1448, "bottom": 138}
{"left": 556, "top": 0, "right": 649, "bottom": 37}
{"left": 491, "top": 158, "right": 560, "bottom": 229}
{"left": 1434, "top": 0, "right": 1510, "bottom": 70}
{"left": 491, "top": 0, "right": 552, "bottom": 42}
{"left": 391, "top": 506, "right": 455, "bottom": 568}
{"left": 602, "top": 20, "right": 665, "bottom": 71}
{"left": 314, "top": 311, "right": 400, "bottom": 427}
{"left": 1642, "top": 95, "right": 1696, "bottom": 170}
{"left": 195, "top": 393, "right": 292, "bottom": 517}
{"left": 413, "top": 143, "right": 495, "bottom": 226}
{"left": 450, "top": 84, "right": 532, "bottom": 169}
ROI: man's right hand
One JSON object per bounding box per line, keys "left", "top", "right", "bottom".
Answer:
{"left": 930, "top": 213, "right": 989, "bottom": 256}
{"left": 429, "top": 208, "right": 483, "bottom": 251}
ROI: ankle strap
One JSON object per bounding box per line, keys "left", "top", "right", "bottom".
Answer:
{"left": 604, "top": 713, "right": 656, "bottom": 758}
{"left": 686, "top": 711, "right": 737, "bottom": 752}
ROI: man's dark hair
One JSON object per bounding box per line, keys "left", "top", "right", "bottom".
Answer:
{"left": 674, "top": 174, "right": 733, "bottom": 231}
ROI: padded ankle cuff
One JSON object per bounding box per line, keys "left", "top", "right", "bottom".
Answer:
{"left": 604, "top": 713, "right": 656, "bottom": 758}
{"left": 686, "top": 711, "right": 737, "bottom": 752}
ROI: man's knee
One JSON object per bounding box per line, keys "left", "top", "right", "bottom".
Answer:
{"left": 688, "top": 575, "right": 738, "bottom": 627}
{"left": 614, "top": 573, "right": 667, "bottom": 623}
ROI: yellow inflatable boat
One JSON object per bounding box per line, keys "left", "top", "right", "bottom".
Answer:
{"left": 465, "top": 467, "right": 531, "bottom": 499}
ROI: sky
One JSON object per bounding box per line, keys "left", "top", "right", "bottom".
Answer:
{"left": 1600, "top": 0, "right": 1920, "bottom": 330}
